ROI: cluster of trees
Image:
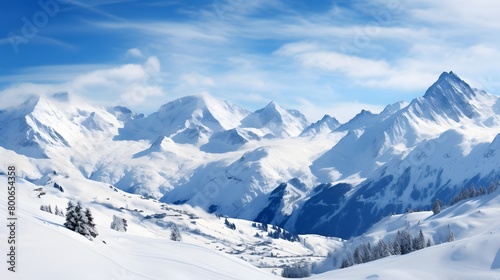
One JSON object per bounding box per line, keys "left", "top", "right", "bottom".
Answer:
{"left": 64, "top": 201, "right": 98, "bottom": 240}
{"left": 267, "top": 225, "right": 300, "bottom": 242}
{"left": 53, "top": 182, "right": 64, "bottom": 192}
{"left": 40, "top": 204, "right": 65, "bottom": 216}
{"left": 433, "top": 183, "right": 498, "bottom": 215}
{"left": 340, "top": 230, "right": 431, "bottom": 268}
{"left": 450, "top": 183, "right": 497, "bottom": 206}
{"left": 110, "top": 215, "right": 128, "bottom": 232}
{"left": 251, "top": 222, "right": 300, "bottom": 242}
{"left": 224, "top": 218, "right": 236, "bottom": 230}
{"left": 252, "top": 222, "right": 268, "bottom": 232}
{"left": 282, "top": 263, "right": 311, "bottom": 278}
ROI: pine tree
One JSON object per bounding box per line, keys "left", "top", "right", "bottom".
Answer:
{"left": 84, "top": 208, "right": 98, "bottom": 238}
{"left": 170, "top": 224, "right": 181, "bottom": 241}
{"left": 111, "top": 215, "right": 128, "bottom": 232}
{"left": 432, "top": 198, "right": 441, "bottom": 215}
{"left": 391, "top": 237, "right": 401, "bottom": 255}
{"left": 64, "top": 201, "right": 98, "bottom": 240}
{"left": 353, "top": 247, "right": 363, "bottom": 264}
{"left": 478, "top": 186, "right": 487, "bottom": 196}
{"left": 375, "top": 239, "right": 391, "bottom": 258}
{"left": 469, "top": 184, "right": 476, "bottom": 198}
{"left": 64, "top": 201, "right": 77, "bottom": 231}
{"left": 426, "top": 238, "right": 432, "bottom": 247}
{"left": 413, "top": 229, "right": 425, "bottom": 250}
{"left": 447, "top": 225, "right": 455, "bottom": 242}
{"left": 488, "top": 182, "right": 497, "bottom": 194}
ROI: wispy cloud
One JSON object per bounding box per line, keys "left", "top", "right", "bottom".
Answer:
{"left": 4, "top": 0, "right": 500, "bottom": 122}
{"left": 0, "top": 56, "right": 165, "bottom": 111}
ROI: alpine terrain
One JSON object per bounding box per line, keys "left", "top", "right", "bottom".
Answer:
{"left": 1, "top": 71, "right": 500, "bottom": 279}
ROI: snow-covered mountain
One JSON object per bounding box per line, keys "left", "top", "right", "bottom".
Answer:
{"left": 2, "top": 71, "right": 500, "bottom": 279}
{"left": 1, "top": 71, "right": 499, "bottom": 242}
{"left": 300, "top": 114, "right": 340, "bottom": 137}
{"left": 116, "top": 94, "right": 251, "bottom": 145}
{"left": 241, "top": 101, "right": 309, "bottom": 138}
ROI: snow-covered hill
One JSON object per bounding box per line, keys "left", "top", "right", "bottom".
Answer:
{"left": 0, "top": 174, "right": 340, "bottom": 279}
{"left": 312, "top": 189, "right": 500, "bottom": 279}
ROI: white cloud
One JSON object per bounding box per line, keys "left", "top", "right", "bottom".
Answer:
{"left": 0, "top": 56, "right": 165, "bottom": 110}
{"left": 126, "top": 48, "right": 144, "bottom": 58}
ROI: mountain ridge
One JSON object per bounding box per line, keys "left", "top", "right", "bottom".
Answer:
{"left": 0, "top": 71, "right": 499, "bottom": 240}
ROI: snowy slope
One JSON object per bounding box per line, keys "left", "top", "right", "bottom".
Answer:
{"left": 312, "top": 190, "right": 500, "bottom": 279}
{"left": 0, "top": 174, "right": 341, "bottom": 279}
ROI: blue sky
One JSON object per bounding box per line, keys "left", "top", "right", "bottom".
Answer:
{"left": 2, "top": 0, "right": 500, "bottom": 122}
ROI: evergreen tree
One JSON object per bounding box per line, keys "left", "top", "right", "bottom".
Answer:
{"left": 353, "top": 247, "right": 363, "bottom": 264}
{"left": 447, "top": 225, "right": 455, "bottom": 242}
{"left": 426, "top": 238, "right": 433, "bottom": 247}
{"left": 64, "top": 201, "right": 98, "bottom": 240}
{"left": 432, "top": 198, "right": 441, "bottom": 215}
{"left": 361, "top": 243, "right": 373, "bottom": 263}
{"left": 488, "top": 182, "right": 497, "bottom": 194}
{"left": 282, "top": 263, "right": 311, "bottom": 278}
{"left": 469, "top": 184, "right": 476, "bottom": 198}
{"left": 64, "top": 201, "right": 77, "bottom": 231}
{"left": 375, "top": 239, "right": 391, "bottom": 258}
{"left": 413, "top": 229, "right": 426, "bottom": 250}
{"left": 110, "top": 215, "right": 128, "bottom": 232}
{"left": 392, "top": 238, "right": 401, "bottom": 255}
{"left": 84, "top": 208, "right": 98, "bottom": 238}
{"left": 170, "top": 224, "right": 182, "bottom": 241}
{"left": 478, "top": 186, "right": 487, "bottom": 196}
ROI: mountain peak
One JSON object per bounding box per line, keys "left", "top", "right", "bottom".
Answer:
{"left": 424, "top": 71, "right": 474, "bottom": 99}
{"left": 241, "top": 101, "right": 308, "bottom": 138}
{"left": 263, "top": 100, "right": 282, "bottom": 111}
{"left": 413, "top": 71, "right": 479, "bottom": 121}
{"left": 300, "top": 114, "right": 340, "bottom": 137}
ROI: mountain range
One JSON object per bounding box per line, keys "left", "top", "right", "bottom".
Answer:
{"left": 1, "top": 71, "right": 499, "bottom": 239}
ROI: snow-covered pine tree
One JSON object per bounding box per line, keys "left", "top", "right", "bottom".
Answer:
{"left": 413, "top": 229, "right": 426, "bottom": 250}
{"left": 392, "top": 236, "right": 401, "bottom": 255}
{"left": 447, "top": 225, "right": 455, "bottom": 242}
{"left": 170, "top": 224, "right": 181, "bottom": 241}
{"left": 488, "top": 182, "right": 497, "bottom": 194}
{"left": 352, "top": 247, "right": 363, "bottom": 264}
{"left": 110, "top": 215, "right": 128, "bottom": 232}
{"left": 281, "top": 263, "right": 311, "bottom": 278}
{"left": 375, "top": 239, "right": 391, "bottom": 258}
{"left": 432, "top": 198, "right": 441, "bottom": 215}
{"left": 74, "top": 202, "right": 90, "bottom": 237}
{"left": 64, "top": 201, "right": 98, "bottom": 240}
{"left": 64, "top": 201, "right": 77, "bottom": 231}
{"left": 84, "top": 208, "right": 98, "bottom": 238}
{"left": 469, "top": 184, "right": 476, "bottom": 198}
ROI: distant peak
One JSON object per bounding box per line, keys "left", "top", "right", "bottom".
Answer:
{"left": 266, "top": 100, "right": 280, "bottom": 108}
